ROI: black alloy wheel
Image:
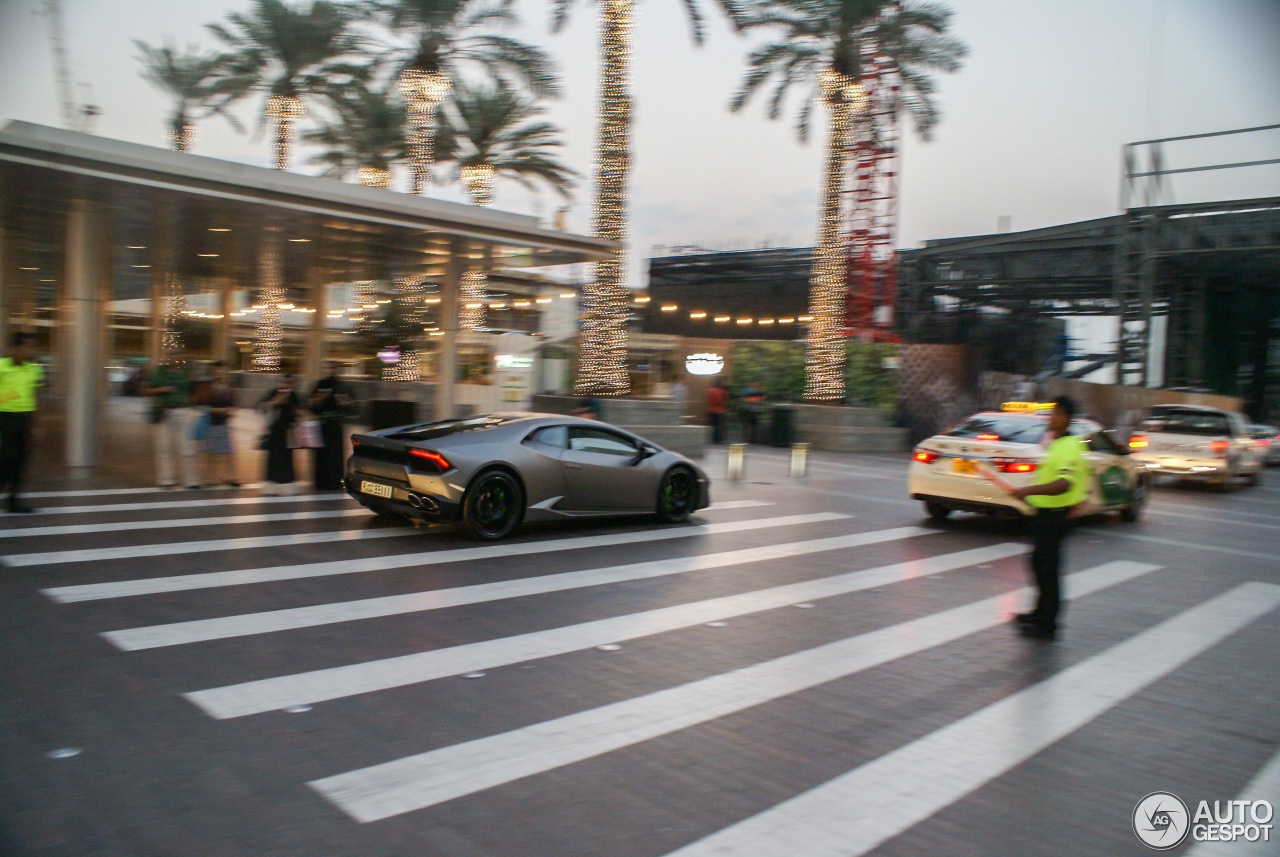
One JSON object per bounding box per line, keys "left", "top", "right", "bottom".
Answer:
{"left": 460, "top": 470, "right": 524, "bottom": 540}
{"left": 656, "top": 466, "right": 697, "bottom": 523}
{"left": 1119, "top": 474, "right": 1148, "bottom": 522}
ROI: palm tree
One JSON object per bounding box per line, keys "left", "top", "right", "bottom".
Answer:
{"left": 303, "top": 80, "right": 407, "bottom": 188}
{"left": 732, "top": 0, "right": 965, "bottom": 401}
{"left": 434, "top": 79, "right": 577, "bottom": 329}
{"left": 376, "top": 0, "right": 559, "bottom": 196}
{"left": 133, "top": 40, "right": 252, "bottom": 152}
{"left": 552, "top": 0, "right": 743, "bottom": 396}
{"left": 207, "top": 0, "right": 362, "bottom": 170}
{"left": 435, "top": 80, "right": 576, "bottom": 205}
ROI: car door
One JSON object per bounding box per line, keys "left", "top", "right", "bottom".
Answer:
{"left": 561, "top": 426, "right": 655, "bottom": 511}
{"left": 1084, "top": 428, "right": 1133, "bottom": 509}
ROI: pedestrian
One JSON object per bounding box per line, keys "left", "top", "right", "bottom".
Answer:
{"left": 0, "top": 332, "right": 44, "bottom": 514}
{"left": 741, "top": 389, "right": 766, "bottom": 444}
{"left": 309, "top": 360, "right": 351, "bottom": 491}
{"left": 144, "top": 350, "right": 198, "bottom": 489}
{"left": 1002, "top": 395, "right": 1089, "bottom": 641}
{"left": 201, "top": 361, "right": 239, "bottom": 488}
{"left": 705, "top": 380, "right": 728, "bottom": 444}
{"left": 572, "top": 397, "right": 601, "bottom": 420}
{"left": 259, "top": 366, "right": 300, "bottom": 495}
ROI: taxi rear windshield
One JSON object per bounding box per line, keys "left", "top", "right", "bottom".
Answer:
{"left": 944, "top": 415, "right": 1047, "bottom": 443}
{"left": 1141, "top": 410, "right": 1229, "bottom": 436}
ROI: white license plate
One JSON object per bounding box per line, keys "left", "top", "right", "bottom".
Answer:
{"left": 360, "top": 480, "right": 393, "bottom": 499}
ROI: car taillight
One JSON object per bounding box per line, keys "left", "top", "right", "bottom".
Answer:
{"left": 351, "top": 436, "right": 360, "bottom": 446}
{"left": 1208, "top": 440, "right": 1229, "bottom": 456}
{"left": 1257, "top": 439, "right": 1272, "bottom": 447}
{"left": 408, "top": 448, "right": 451, "bottom": 471}
{"left": 912, "top": 449, "right": 939, "bottom": 464}
{"left": 1128, "top": 434, "right": 1148, "bottom": 449}
{"left": 990, "top": 457, "right": 1037, "bottom": 473}
{"left": 975, "top": 434, "right": 999, "bottom": 442}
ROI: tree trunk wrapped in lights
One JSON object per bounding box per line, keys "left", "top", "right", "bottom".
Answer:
{"left": 267, "top": 95, "right": 304, "bottom": 171}
{"left": 576, "top": 0, "right": 633, "bottom": 396}
{"left": 357, "top": 166, "right": 391, "bottom": 188}
{"left": 160, "top": 271, "right": 186, "bottom": 353}
{"left": 804, "top": 69, "right": 866, "bottom": 402}
{"left": 166, "top": 115, "right": 197, "bottom": 153}
{"left": 399, "top": 68, "right": 451, "bottom": 196}
{"left": 251, "top": 240, "right": 284, "bottom": 371}
{"left": 385, "top": 274, "right": 425, "bottom": 381}
{"left": 460, "top": 164, "right": 495, "bottom": 206}
{"left": 459, "top": 269, "right": 487, "bottom": 330}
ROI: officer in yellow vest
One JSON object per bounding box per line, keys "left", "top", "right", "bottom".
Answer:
{"left": 0, "top": 332, "right": 44, "bottom": 514}
{"left": 1003, "top": 395, "right": 1089, "bottom": 640}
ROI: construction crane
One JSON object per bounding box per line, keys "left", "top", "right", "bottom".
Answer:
{"left": 41, "top": 0, "right": 98, "bottom": 133}
{"left": 842, "top": 2, "right": 901, "bottom": 343}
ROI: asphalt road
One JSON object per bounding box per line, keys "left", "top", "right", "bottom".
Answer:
{"left": 1, "top": 448, "right": 1277, "bottom": 857}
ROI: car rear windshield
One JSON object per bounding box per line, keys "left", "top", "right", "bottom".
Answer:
{"left": 1141, "top": 410, "right": 1230, "bottom": 436}
{"left": 943, "top": 414, "right": 1048, "bottom": 443}
{"left": 386, "top": 416, "right": 517, "bottom": 441}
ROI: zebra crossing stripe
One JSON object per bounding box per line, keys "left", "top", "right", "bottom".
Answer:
{"left": 4, "top": 524, "right": 421, "bottom": 567}
{"left": 0, "top": 508, "right": 373, "bottom": 541}
{"left": 41, "top": 513, "right": 850, "bottom": 604}
{"left": 113, "top": 524, "right": 953, "bottom": 651}
{"left": 8, "top": 493, "right": 350, "bottom": 517}
{"left": 661, "top": 581, "right": 1280, "bottom": 857}
{"left": 1185, "top": 746, "right": 1280, "bottom": 857}
{"left": 307, "top": 559, "right": 1158, "bottom": 822}
{"left": 182, "top": 538, "right": 1002, "bottom": 719}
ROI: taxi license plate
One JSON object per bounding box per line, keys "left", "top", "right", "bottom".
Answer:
{"left": 952, "top": 459, "right": 978, "bottom": 475}
{"left": 360, "top": 480, "right": 393, "bottom": 499}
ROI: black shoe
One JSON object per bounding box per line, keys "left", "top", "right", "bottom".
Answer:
{"left": 7, "top": 504, "right": 36, "bottom": 514}
{"left": 1019, "top": 624, "right": 1056, "bottom": 641}
{"left": 1013, "top": 612, "right": 1038, "bottom": 626}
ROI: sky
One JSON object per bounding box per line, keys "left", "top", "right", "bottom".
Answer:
{"left": 1, "top": 0, "right": 1278, "bottom": 294}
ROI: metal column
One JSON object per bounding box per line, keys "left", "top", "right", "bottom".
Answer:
{"left": 64, "top": 198, "right": 106, "bottom": 469}
{"left": 437, "top": 238, "right": 462, "bottom": 421}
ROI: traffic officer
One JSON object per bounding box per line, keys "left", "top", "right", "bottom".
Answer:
{"left": 0, "top": 332, "right": 43, "bottom": 514}
{"left": 1003, "top": 395, "right": 1089, "bottom": 640}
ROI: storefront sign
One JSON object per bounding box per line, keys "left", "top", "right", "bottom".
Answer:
{"left": 685, "top": 352, "right": 724, "bottom": 376}
{"left": 495, "top": 354, "right": 533, "bottom": 370}
{"left": 377, "top": 345, "right": 401, "bottom": 364}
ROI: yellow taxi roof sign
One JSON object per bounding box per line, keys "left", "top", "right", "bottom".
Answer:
{"left": 1001, "top": 401, "right": 1056, "bottom": 413}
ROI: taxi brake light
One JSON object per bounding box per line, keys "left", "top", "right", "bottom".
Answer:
{"left": 1256, "top": 438, "right": 1271, "bottom": 447}
{"left": 990, "top": 457, "right": 1037, "bottom": 473}
{"left": 975, "top": 434, "right": 1000, "bottom": 442}
{"left": 408, "top": 448, "right": 451, "bottom": 470}
{"left": 1208, "top": 440, "right": 1229, "bottom": 456}
{"left": 912, "top": 449, "right": 939, "bottom": 464}
{"left": 1128, "top": 434, "right": 1148, "bottom": 449}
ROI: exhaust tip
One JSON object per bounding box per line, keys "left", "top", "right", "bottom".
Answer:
{"left": 407, "top": 493, "right": 423, "bottom": 509}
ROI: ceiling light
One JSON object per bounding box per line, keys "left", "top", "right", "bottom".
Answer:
{"left": 208, "top": 228, "right": 231, "bottom": 232}
{"left": 198, "top": 253, "right": 219, "bottom": 258}
{"left": 560, "top": 292, "right": 575, "bottom": 299}
{"left": 737, "top": 318, "right": 753, "bottom": 324}
{"left": 660, "top": 304, "right": 677, "bottom": 312}
{"left": 714, "top": 316, "right": 730, "bottom": 322}
{"left": 126, "top": 245, "right": 145, "bottom": 250}
{"left": 690, "top": 311, "right": 706, "bottom": 319}
{"left": 288, "top": 238, "right": 311, "bottom": 243}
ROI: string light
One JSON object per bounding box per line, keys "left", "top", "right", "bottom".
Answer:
{"left": 400, "top": 67, "right": 451, "bottom": 196}
{"left": 251, "top": 241, "right": 284, "bottom": 370}
{"left": 357, "top": 166, "right": 391, "bottom": 189}
{"left": 804, "top": 67, "right": 866, "bottom": 402}
{"left": 576, "top": 0, "right": 634, "bottom": 396}
{"left": 266, "top": 95, "right": 304, "bottom": 171}
{"left": 460, "top": 164, "right": 496, "bottom": 205}
{"left": 160, "top": 268, "right": 186, "bottom": 354}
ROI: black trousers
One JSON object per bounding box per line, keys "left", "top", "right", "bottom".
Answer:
{"left": 0, "top": 411, "right": 33, "bottom": 506}
{"left": 1028, "top": 506, "right": 1071, "bottom": 630}
{"left": 312, "top": 418, "right": 346, "bottom": 490}
{"left": 709, "top": 413, "right": 724, "bottom": 445}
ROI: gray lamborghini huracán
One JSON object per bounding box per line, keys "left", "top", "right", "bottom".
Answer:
{"left": 345, "top": 413, "right": 711, "bottom": 539}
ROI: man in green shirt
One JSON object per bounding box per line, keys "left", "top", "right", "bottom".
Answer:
{"left": 144, "top": 351, "right": 196, "bottom": 488}
{"left": 0, "top": 332, "right": 44, "bottom": 513}
{"left": 1004, "top": 395, "right": 1089, "bottom": 640}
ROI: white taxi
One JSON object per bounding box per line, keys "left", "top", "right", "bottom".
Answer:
{"left": 907, "top": 402, "right": 1151, "bottom": 522}
{"left": 1127, "top": 405, "right": 1264, "bottom": 489}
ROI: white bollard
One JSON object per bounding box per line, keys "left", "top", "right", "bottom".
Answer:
{"left": 726, "top": 443, "right": 746, "bottom": 480}
{"left": 790, "top": 442, "right": 810, "bottom": 478}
